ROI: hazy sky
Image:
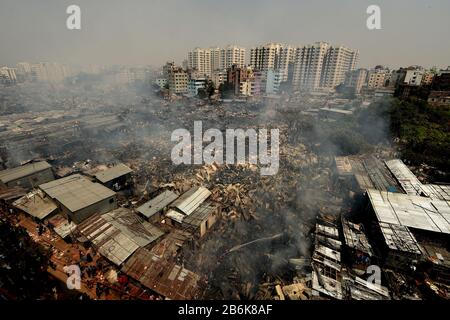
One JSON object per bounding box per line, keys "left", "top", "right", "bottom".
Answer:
{"left": 1, "top": 0, "right": 449, "bottom": 69}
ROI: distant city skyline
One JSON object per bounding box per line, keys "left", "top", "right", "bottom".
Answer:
{"left": 1, "top": 0, "right": 449, "bottom": 69}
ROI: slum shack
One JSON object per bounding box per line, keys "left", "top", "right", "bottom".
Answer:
{"left": 136, "top": 190, "right": 179, "bottom": 223}
{"left": 122, "top": 247, "right": 205, "bottom": 299}
{"left": 94, "top": 163, "right": 133, "bottom": 191}
{"left": 311, "top": 221, "right": 343, "bottom": 300}
{"left": 0, "top": 161, "right": 54, "bottom": 189}
{"left": 39, "top": 174, "right": 117, "bottom": 224}
{"left": 341, "top": 217, "right": 374, "bottom": 273}
{"left": 365, "top": 188, "right": 450, "bottom": 269}
{"left": 13, "top": 189, "right": 58, "bottom": 220}
{"left": 165, "top": 186, "right": 221, "bottom": 238}
{"left": 76, "top": 207, "right": 165, "bottom": 266}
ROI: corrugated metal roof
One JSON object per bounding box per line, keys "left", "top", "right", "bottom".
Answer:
{"left": 421, "top": 184, "right": 450, "bottom": 202}
{"left": 39, "top": 174, "right": 115, "bottom": 213}
{"left": 13, "top": 189, "right": 57, "bottom": 220}
{"left": 378, "top": 222, "right": 422, "bottom": 254}
{"left": 77, "top": 208, "right": 164, "bottom": 266}
{"left": 166, "top": 209, "right": 185, "bottom": 224}
{"left": 122, "top": 247, "right": 205, "bottom": 299}
{"left": 315, "top": 224, "right": 340, "bottom": 240}
{"left": 95, "top": 163, "right": 132, "bottom": 183}
{"left": 0, "top": 161, "right": 51, "bottom": 184}
{"left": 367, "top": 188, "right": 450, "bottom": 234}
{"left": 102, "top": 208, "right": 165, "bottom": 247}
{"left": 171, "top": 186, "right": 211, "bottom": 215}
{"left": 137, "top": 190, "right": 178, "bottom": 218}
{"left": 0, "top": 186, "right": 27, "bottom": 201}
{"left": 385, "top": 159, "right": 425, "bottom": 196}
{"left": 182, "top": 203, "right": 217, "bottom": 227}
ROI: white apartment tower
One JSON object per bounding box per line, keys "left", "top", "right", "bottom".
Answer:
{"left": 188, "top": 48, "right": 212, "bottom": 76}
{"left": 320, "top": 46, "right": 359, "bottom": 88}
{"left": 250, "top": 43, "right": 294, "bottom": 78}
{"left": 293, "top": 42, "right": 330, "bottom": 91}
{"left": 293, "top": 42, "right": 358, "bottom": 91}
{"left": 220, "top": 45, "right": 246, "bottom": 69}
{"left": 210, "top": 47, "right": 221, "bottom": 72}
{"left": 188, "top": 46, "right": 246, "bottom": 76}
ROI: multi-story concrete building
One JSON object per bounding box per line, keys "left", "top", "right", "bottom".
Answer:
{"left": 344, "top": 68, "right": 368, "bottom": 94}
{"left": 29, "top": 62, "right": 72, "bottom": 83}
{"left": 367, "top": 66, "right": 390, "bottom": 89}
{"left": 0, "top": 66, "right": 17, "bottom": 84}
{"left": 292, "top": 42, "right": 330, "bottom": 91}
{"left": 390, "top": 67, "right": 424, "bottom": 88}
{"left": 266, "top": 69, "right": 285, "bottom": 94}
{"left": 210, "top": 47, "right": 221, "bottom": 72}
{"left": 168, "top": 67, "right": 188, "bottom": 94}
{"left": 292, "top": 42, "right": 358, "bottom": 91}
{"left": 188, "top": 77, "right": 207, "bottom": 97}
{"left": 188, "top": 48, "right": 212, "bottom": 76}
{"left": 421, "top": 73, "right": 434, "bottom": 86}
{"left": 220, "top": 45, "right": 246, "bottom": 69}
{"left": 155, "top": 78, "right": 168, "bottom": 89}
{"left": 227, "top": 65, "right": 250, "bottom": 95}
{"left": 188, "top": 46, "right": 246, "bottom": 75}
{"left": 163, "top": 61, "right": 176, "bottom": 79}
{"left": 404, "top": 69, "right": 424, "bottom": 86}
{"left": 210, "top": 70, "right": 227, "bottom": 86}
{"left": 320, "top": 46, "right": 359, "bottom": 89}
{"left": 250, "top": 43, "right": 294, "bottom": 78}
{"left": 431, "top": 67, "right": 450, "bottom": 90}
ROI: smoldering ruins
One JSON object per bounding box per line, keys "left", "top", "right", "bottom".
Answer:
{"left": 1, "top": 76, "right": 449, "bottom": 301}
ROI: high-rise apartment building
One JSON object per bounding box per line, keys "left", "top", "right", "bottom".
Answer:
{"left": 210, "top": 47, "right": 221, "bottom": 72}
{"left": 0, "top": 67, "right": 17, "bottom": 84}
{"left": 320, "top": 46, "right": 359, "bottom": 88}
{"left": 250, "top": 43, "right": 294, "bottom": 79}
{"left": 220, "top": 45, "right": 246, "bottom": 70}
{"left": 292, "top": 42, "right": 358, "bottom": 91}
{"left": 188, "top": 46, "right": 246, "bottom": 76}
{"left": 29, "top": 62, "right": 72, "bottom": 83}
{"left": 188, "top": 48, "right": 212, "bottom": 76}
{"left": 292, "top": 42, "right": 330, "bottom": 91}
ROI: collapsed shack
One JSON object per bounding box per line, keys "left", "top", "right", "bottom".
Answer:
{"left": 311, "top": 220, "right": 343, "bottom": 300}
{"left": 341, "top": 217, "right": 374, "bottom": 273}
